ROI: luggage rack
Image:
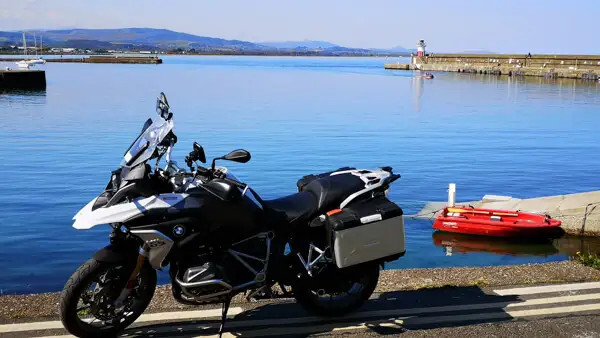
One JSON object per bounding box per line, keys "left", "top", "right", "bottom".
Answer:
{"left": 330, "top": 168, "right": 395, "bottom": 209}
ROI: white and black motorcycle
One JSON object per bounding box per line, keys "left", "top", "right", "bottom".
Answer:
{"left": 59, "top": 92, "right": 406, "bottom": 337}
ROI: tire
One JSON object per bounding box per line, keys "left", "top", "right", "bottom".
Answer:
{"left": 292, "top": 263, "right": 380, "bottom": 317}
{"left": 59, "top": 258, "right": 157, "bottom": 338}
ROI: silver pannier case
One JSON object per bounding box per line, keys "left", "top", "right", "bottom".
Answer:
{"left": 325, "top": 195, "right": 406, "bottom": 269}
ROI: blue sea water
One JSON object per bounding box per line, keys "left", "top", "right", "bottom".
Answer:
{"left": 1, "top": 55, "right": 600, "bottom": 294}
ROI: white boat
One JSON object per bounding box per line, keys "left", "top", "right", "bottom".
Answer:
{"left": 16, "top": 60, "right": 31, "bottom": 69}
{"left": 28, "top": 33, "right": 46, "bottom": 64}
{"left": 25, "top": 58, "right": 46, "bottom": 65}
{"left": 15, "top": 32, "right": 46, "bottom": 69}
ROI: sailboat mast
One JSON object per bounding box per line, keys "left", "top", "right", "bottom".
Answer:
{"left": 33, "top": 32, "right": 37, "bottom": 57}
{"left": 22, "top": 32, "right": 27, "bottom": 58}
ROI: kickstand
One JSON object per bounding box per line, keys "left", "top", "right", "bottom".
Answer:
{"left": 218, "top": 296, "right": 232, "bottom": 338}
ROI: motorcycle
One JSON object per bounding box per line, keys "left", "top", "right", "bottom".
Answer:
{"left": 58, "top": 92, "right": 406, "bottom": 337}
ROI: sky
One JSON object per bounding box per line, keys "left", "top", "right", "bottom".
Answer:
{"left": 1, "top": 0, "right": 599, "bottom": 54}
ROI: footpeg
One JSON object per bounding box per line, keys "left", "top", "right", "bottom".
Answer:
{"left": 246, "top": 285, "right": 274, "bottom": 302}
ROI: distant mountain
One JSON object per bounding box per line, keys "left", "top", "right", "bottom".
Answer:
{"left": 388, "top": 45, "right": 415, "bottom": 53}
{"left": 0, "top": 28, "right": 413, "bottom": 56}
{"left": 258, "top": 41, "right": 415, "bottom": 56}
{"left": 0, "top": 31, "right": 24, "bottom": 40}
{"left": 44, "top": 28, "right": 267, "bottom": 50}
{"left": 0, "top": 31, "right": 63, "bottom": 47}
{"left": 259, "top": 40, "right": 340, "bottom": 49}
{"left": 344, "top": 47, "right": 414, "bottom": 56}
{"left": 0, "top": 28, "right": 268, "bottom": 50}
{"left": 363, "top": 45, "right": 416, "bottom": 55}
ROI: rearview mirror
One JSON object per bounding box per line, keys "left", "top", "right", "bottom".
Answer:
{"left": 211, "top": 149, "right": 251, "bottom": 170}
{"left": 193, "top": 142, "right": 206, "bottom": 163}
{"left": 223, "top": 149, "right": 251, "bottom": 163}
{"left": 156, "top": 92, "right": 172, "bottom": 121}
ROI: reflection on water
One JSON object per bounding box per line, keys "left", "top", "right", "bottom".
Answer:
{"left": 0, "top": 90, "right": 47, "bottom": 121}
{"left": 410, "top": 72, "right": 600, "bottom": 106}
{"left": 432, "top": 231, "right": 600, "bottom": 258}
{"left": 552, "top": 234, "right": 600, "bottom": 257}
{"left": 0, "top": 88, "right": 47, "bottom": 99}
{"left": 411, "top": 76, "right": 424, "bottom": 112}
{"left": 447, "top": 73, "right": 600, "bottom": 100}
{"left": 445, "top": 72, "right": 600, "bottom": 87}
{"left": 0, "top": 88, "right": 46, "bottom": 93}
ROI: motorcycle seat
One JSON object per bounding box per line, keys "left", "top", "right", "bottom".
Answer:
{"left": 263, "top": 173, "right": 367, "bottom": 227}
{"left": 300, "top": 173, "right": 366, "bottom": 211}
{"left": 263, "top": 191, "right": 318, "bottom": 226}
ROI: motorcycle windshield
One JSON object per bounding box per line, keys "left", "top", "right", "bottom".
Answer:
{"left": 121, "top": 118, "right": 173, "bottom": 167}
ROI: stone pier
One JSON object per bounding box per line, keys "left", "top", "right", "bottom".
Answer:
{"left": 386, "top": 54, "right": 600, "bottom": 80}
{"left": 0, "top": 69, "right": 46, "bottom": 90}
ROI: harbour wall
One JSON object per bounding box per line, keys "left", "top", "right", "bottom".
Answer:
{"left": 0, "top": 56, "right": 162, "bottom": 64}
{"left": 386, "top": 54, "right": 600, "bottom": 80}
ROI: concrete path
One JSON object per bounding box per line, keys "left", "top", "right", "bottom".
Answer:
{"left": 4, "top": 281, "right": 600, "bottom": 337}
{"left": 412, "top": 190, "right": 600, "bottom": 235}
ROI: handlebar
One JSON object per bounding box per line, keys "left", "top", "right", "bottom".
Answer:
{"left": 163, "top": 142, "right": 248, "bottom": 192}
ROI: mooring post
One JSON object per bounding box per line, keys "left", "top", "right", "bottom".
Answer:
{"left": 448, "top": 183, "right": 456, "bottom": 207}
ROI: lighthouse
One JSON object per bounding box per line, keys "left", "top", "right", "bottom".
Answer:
{"left": 416, "top": 39, "right": 426, "bottom": 57}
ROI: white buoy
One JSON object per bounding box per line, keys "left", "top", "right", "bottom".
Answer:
{"left": 448, "top": 183, "right": 456, "bottom": 207}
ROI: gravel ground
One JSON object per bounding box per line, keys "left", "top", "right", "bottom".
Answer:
{"left": 1, "top": 261, "right": 598, "bottom": 321}
{"left": 375, "top": 260, "right": 600, "bottom": 292}
{"left": 311, "top": 315, "right": 600, "bottom": 338}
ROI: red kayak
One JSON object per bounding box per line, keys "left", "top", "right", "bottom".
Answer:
{"left": 432, "top": 206, "right": 563, "bottom": 237}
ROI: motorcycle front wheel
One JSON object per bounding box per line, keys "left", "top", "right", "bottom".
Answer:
{"left": 59, "top": 258, "right": 157, "bottom": 338}
{"left": 292, "top": 262, "right": 380, "bottom": 317}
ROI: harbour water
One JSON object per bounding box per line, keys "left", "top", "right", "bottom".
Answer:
{"left": 1, "top": 55, "right": 600, "bottom": 294}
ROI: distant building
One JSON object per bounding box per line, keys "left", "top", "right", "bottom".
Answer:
{"left": 416, "top": 40, "right": 426, "bottom": 57}
{"left": 410, "top": 39, "right": 428, "bottom": 67}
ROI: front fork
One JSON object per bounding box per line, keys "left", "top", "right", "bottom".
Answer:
{"left": 113, "top": 243, "right": 149, "bottom": 307}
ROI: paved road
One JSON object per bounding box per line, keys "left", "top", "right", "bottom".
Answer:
{"left": 3, "top": 281, "right": 600, "bottom": 337}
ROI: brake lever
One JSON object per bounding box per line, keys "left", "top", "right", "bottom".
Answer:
{"left": 191, "top": 164, "right": 211, "bottom": 182}
{"left": 222, "top": 176, "right": 247, "bottom": 189}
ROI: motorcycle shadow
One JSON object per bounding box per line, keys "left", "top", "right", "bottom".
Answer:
{"left": 123, "top": 285, "right": 522, "bottom": 337}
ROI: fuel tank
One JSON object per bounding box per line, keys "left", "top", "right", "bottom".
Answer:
{"left": 126, "top": 179, "right": 265, "bottom": 245}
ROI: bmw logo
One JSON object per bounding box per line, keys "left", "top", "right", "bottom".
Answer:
{"left": 173, "top": 225, "right": 186, "bottom": 237}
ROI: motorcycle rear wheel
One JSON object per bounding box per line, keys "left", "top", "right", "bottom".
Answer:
{"left": 59, "top": 258, "right": 156, "bottom": 338}
{"left": 292, "top": 262, "right": 379, "bottom": 317}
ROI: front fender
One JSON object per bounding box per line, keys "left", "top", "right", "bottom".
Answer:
{"left": 92, "top": 242, "right": 139, "bottom": 264}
